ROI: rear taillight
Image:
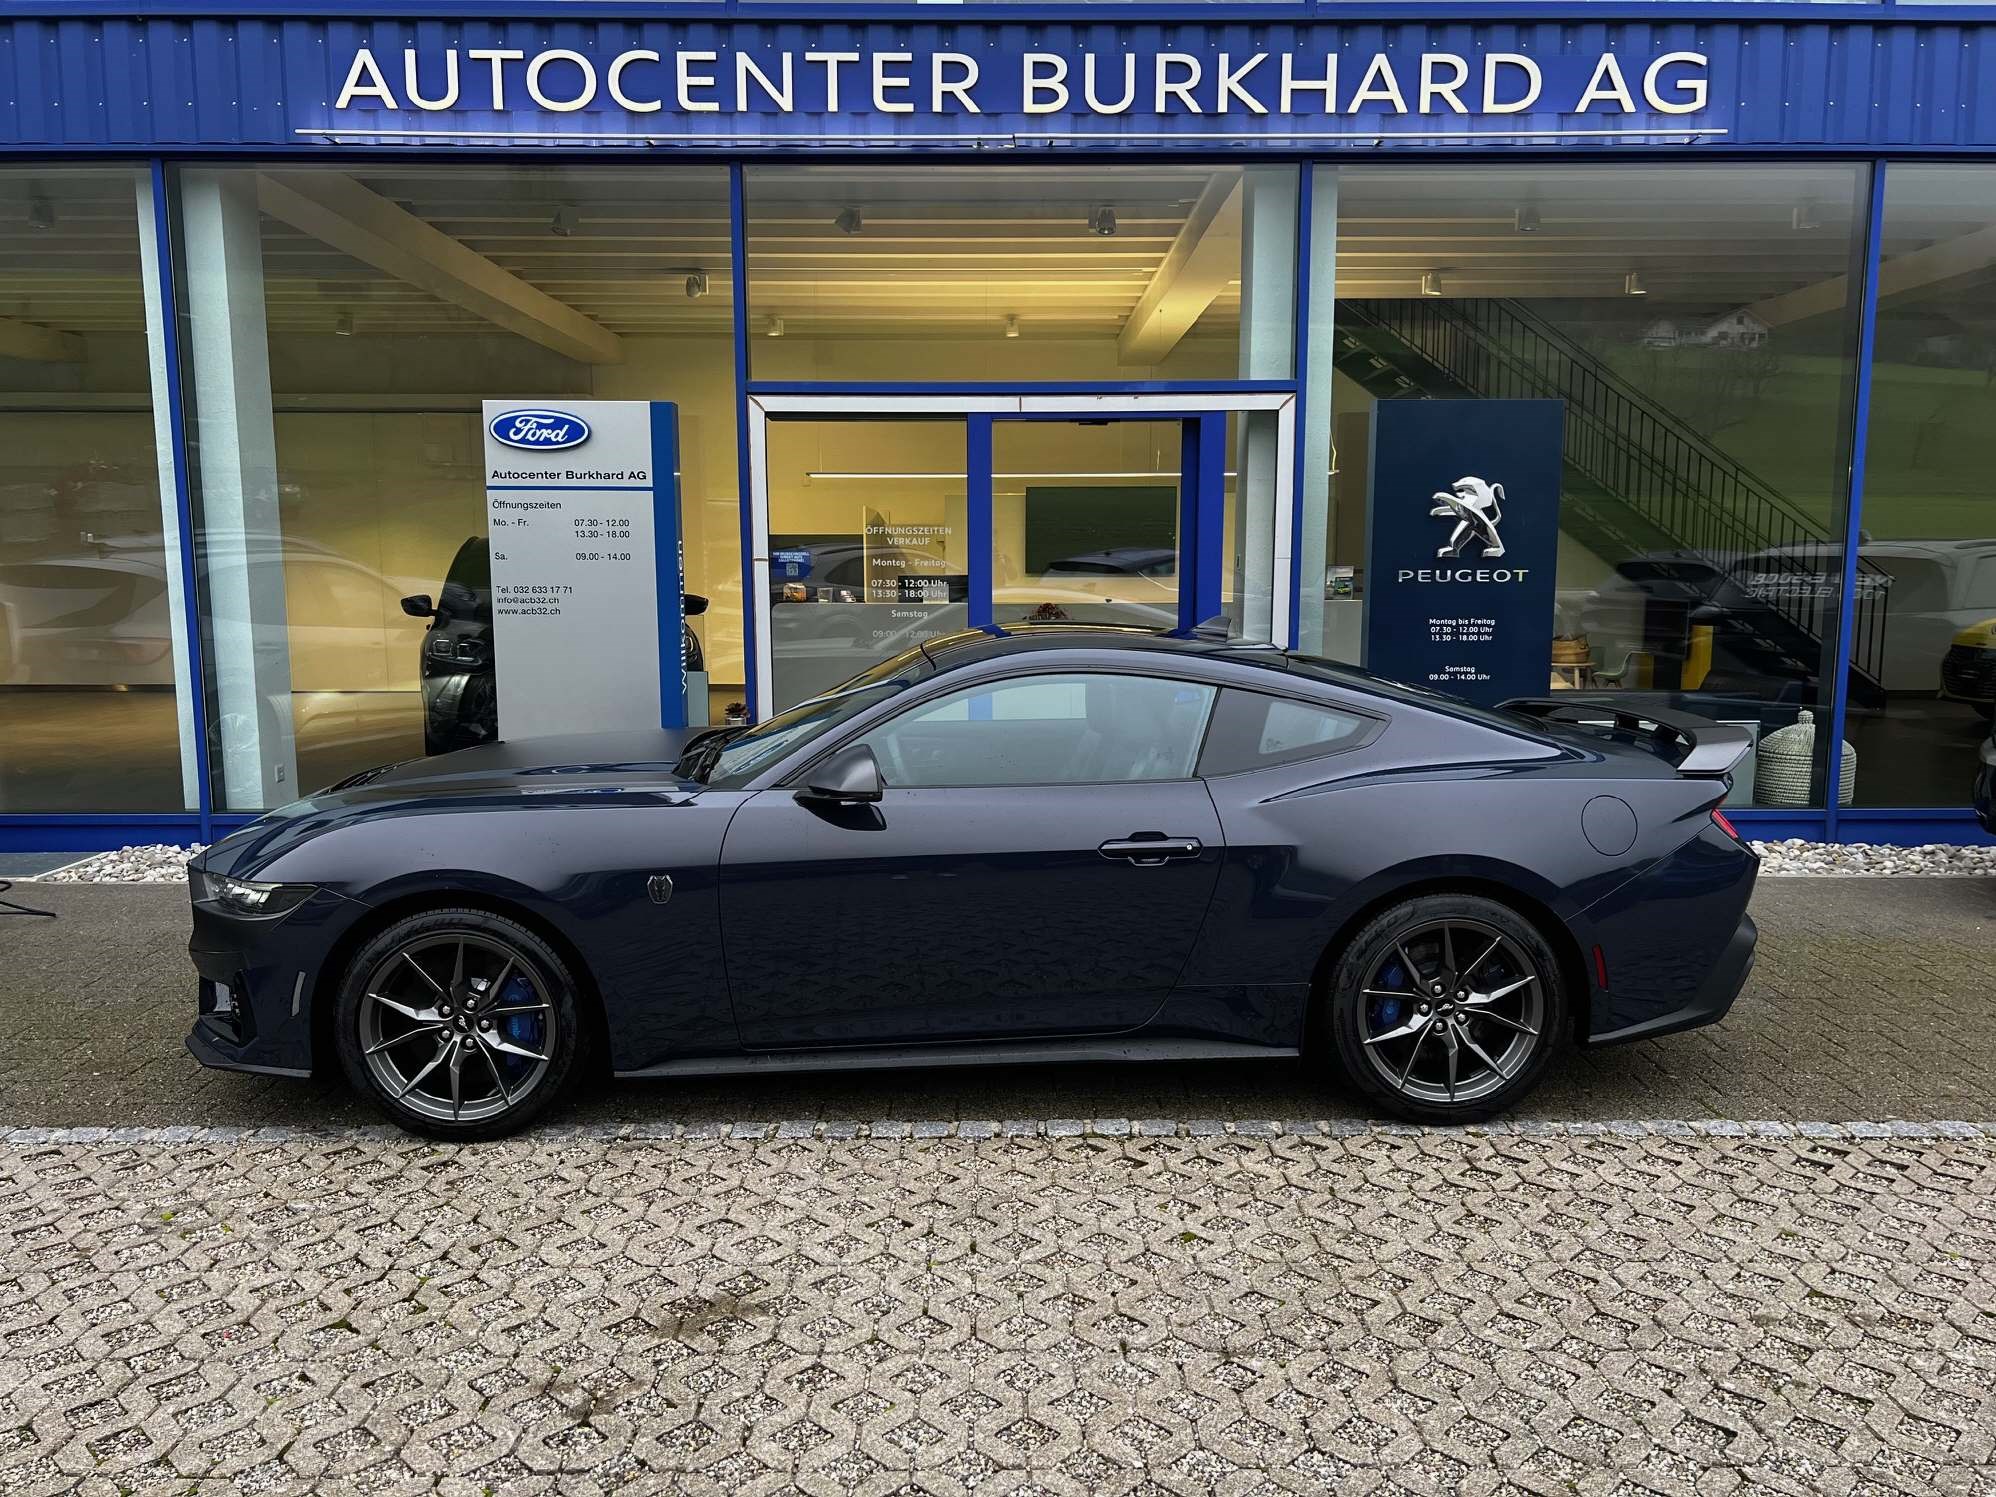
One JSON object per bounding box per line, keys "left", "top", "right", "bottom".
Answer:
{"left": 1711, "top": 809, "right": 1743, "bottom": 843}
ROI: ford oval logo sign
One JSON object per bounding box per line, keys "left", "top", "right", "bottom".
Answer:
{"left": 490, "top": 408, "right": 591, "bottom": 451}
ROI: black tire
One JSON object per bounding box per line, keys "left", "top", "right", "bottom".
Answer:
{"left": 1322, "top": 893, "right": 1567, "bottom": 1124}
{"left": 333, "top": 907, "right": 587, "bottom": 1140}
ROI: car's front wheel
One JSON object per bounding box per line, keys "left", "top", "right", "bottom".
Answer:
{"left": 1324, "top": 894, "right": 1566, "bottom": 1123}
{"left": 333, "top": 908, "right": 586, "bottom": 1139}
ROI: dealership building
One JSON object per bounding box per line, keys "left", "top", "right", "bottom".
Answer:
{"left": 4, "top": 0, "right": 1996, "bottom": 849}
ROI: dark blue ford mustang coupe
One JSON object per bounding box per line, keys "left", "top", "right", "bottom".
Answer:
{"left": 187, "top": 626, "right": 1759, "bottom": 1138}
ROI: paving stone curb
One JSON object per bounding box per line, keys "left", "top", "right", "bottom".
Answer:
{"left": 3, "top": 1116, "right": 1990, "bottom": 1146}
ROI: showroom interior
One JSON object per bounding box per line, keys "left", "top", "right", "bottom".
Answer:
{"left": 4, "top": 7, "right": 1996, "bottom": 847}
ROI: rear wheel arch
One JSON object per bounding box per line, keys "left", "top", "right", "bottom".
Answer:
{"left": 311, "top": 888, "right": 609, "bottom": 1080}
{"left": 1305, "top": 873, "right": 1594, "bottom": 1053}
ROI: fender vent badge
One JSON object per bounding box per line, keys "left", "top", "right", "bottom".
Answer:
{"left": 647, "top": 874, "right": 674, "bottom": 905}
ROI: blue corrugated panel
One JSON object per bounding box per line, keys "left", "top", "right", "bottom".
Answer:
{"left": 4, "top": 15, "right": 1996, "bottom": 152}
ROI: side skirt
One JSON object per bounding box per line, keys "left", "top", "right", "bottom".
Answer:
{"left": 615, "top": 1037, "right": 1299, "bottom": 1080}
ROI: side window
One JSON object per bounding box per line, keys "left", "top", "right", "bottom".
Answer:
{"left": 855, "top": 672, "right": 1216, "bottom": 788}
{"left": 1964, "top": 556, "right": 1996, "bottom": 612}
{"left": 1199, "top": 689, "right": 1378, "bottom": 776}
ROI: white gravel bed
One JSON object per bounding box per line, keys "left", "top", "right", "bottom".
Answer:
{"left": 1750, "top": 839, "right": 1996, "bottom": 875}
{"left": 24, "top": 837, "right": 1996, "bottom": 883}
{"left": 37, "top": 843, "right": 204, "bottom": 883}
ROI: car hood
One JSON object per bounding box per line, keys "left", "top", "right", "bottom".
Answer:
{"left": 201, "top": 729, "right": 712, "bottom": 876}
{"left": 323, "top": 730, "right": 706, "bottom": 792}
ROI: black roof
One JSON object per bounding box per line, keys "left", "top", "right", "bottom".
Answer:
{"left": 919, "top": 623, "right": 1284, "bottom": 670}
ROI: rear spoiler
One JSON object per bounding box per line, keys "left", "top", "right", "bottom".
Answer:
{"left": 1499, "top": 697, "right": 1754, "bottom": 777}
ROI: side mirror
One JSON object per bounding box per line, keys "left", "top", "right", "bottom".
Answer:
{"left": 682, "top": 592, "right": 709, "bottom": 617}
{"left": 400, "top": 594, "right": 434, "bottom": 618}
{"left": 795, "top": 743, "right": 883, "bottom": 805}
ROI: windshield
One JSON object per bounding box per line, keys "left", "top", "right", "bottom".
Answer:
{"left": 694, "top": 648, "right": 933, "bottom": 788}
{"left": 701, "top": 682, "right": 908, "bottom": 787}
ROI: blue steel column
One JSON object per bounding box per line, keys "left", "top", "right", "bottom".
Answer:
{"left": 1177, "top": 413, "right": 1225, "bottom": 630}
{"left": 1196, "top": 413, "right": 1226, "bottom": 627}
{"left": 649, "top": 402, "right": 686, "bottom": 729}
{"left": 1177, "top": 418, "right": 1201, "bottom": 631}
{"left": 729, "top": 164, "right": 758, "bottom": 722}
{"left": 1288, "top": 163, "right": 1314, "bottom": 651}
{"left": 1823, "top": 162, "right": 1887, "bottom": 842}
{"left": 966, "top": 415, "right": 993, "bottom": 629}
{"left": 148, "top": 159, "right": 215, "bottom": 843}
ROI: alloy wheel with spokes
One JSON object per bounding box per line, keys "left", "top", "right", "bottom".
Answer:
{"left": 1326, "top": 895, "right": 1566, "bottom": 1121}
{"left": 336, "top": 909, "right": 583, "bottom": 1137}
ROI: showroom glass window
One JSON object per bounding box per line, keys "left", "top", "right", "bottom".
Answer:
{"left": 1844, "top": 165, "right": 1996, "bottom": 807}
{"left": 743, "top": 165, "right": 1298, "bottom": 701}
{"left": 742, "top": 164, "right": 1298, "bottom": 383}
{"left": 168, "top": 165, "right": 736, "bottom": 809}
{"left": 0, "top": 167, "right": 192, "bottom": 813}
{"left": 1315, "top": 163, "right": 1870, "bottom": 810}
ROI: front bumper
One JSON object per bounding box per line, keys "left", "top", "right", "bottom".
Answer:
{"left": 1941, "top": 644, "right": 1996, "bottom": 706}
{"left": 186, "top": 1018, "right": 310, "bottom": 1079}
{"left": 185, "top": 885, "right": 366, "bottom": 1078}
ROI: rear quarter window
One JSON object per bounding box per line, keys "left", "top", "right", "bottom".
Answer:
{"left": 1199, "top": 688, "right": 1381, "bottom": 776}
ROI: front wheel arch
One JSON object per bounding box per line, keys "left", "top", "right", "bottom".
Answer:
{"left": 1305, "top": 874, "right": 1594, "bottom": 1057}
{"left": 311, "top": 888, "right": 609, "bottom": 1082}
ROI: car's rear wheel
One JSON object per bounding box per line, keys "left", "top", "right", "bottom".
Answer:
{"left": 1324, "top": 894, "right": 1566, "bottom": 1123}
{"left": 333, "top": 908, "right": 585, "bottom": 1140}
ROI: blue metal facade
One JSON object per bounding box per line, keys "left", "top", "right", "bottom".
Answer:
{"left": 5, "top": 9, "right": 1996, "bottom": 153}
{"left": 3, "top": 1, "right": 1995, "bottom": 850}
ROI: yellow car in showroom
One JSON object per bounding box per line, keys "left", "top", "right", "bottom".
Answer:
{"left": 1942, "top": 617, "right": 1996, "bottom": 723}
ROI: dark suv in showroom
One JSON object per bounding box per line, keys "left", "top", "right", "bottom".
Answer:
{"left": 401, "top": 536, "right": 706, "bottom": 756}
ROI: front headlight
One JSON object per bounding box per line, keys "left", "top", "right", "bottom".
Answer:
{"left": 189, "top": 867, "right": 316, "bottom": 918}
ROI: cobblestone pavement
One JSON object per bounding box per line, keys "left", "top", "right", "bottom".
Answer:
{"left": 4, "top": 881, "right": 1995, "bottom": 1494}
{"left": 0, "top": 1123, "right": 1991, "bottom": 1497}
{"left": 2, "top": 877, "right": 1994, "bottom": 1127}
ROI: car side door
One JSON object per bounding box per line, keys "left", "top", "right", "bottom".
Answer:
{"left": 717, "top": 669, "right": 1226, "bottom": 1049}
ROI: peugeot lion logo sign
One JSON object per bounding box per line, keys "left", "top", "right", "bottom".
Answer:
{"left": 490, "top": 408, "right": 591, "bottom": 451}
{"left": 1430, "top": 476, "right": 1506, "bottom": 559}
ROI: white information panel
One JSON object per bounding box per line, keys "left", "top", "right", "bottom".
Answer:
{"left": 481, "top": 400, "right": 684, "bottom": 739}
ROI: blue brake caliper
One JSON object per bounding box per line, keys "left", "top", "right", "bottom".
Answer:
{"left": 1369, "top": 960, "right": 1406, "bottom": 1035}
{"left": 494, "top": 973, "right": 545, "bottom": 1079}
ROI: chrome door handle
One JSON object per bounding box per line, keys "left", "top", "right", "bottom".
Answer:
{"left": 1098, "top": 836, "right": 1203, "bottom": 866}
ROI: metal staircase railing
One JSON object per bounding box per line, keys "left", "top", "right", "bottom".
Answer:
{"left": 1344, "top": 296, "right": 1886, "bottom": 697}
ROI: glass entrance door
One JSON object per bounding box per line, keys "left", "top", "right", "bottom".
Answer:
{"left": 747, "top": 394, "right": 1293, "bottom": 719}
{"left": 988, "top": 418, "right": 1188, "bottom": 633}
{"left": 761, "top": 417, "right": 969, "bottom": 710}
